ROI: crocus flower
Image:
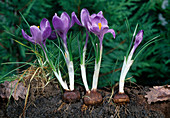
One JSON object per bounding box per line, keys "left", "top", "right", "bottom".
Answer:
{"left": 90, "top": 11, "right": 116, "bottom": 90}
{"left": 87, "top": 11, "right": 116, "bottom": 47}
{"left": 52, "top": 12, "right": 81, "bottom": 92}
{"left": 80, "top": 8, "right": 91, "bottom": 48}
{"left": 83, "top": 10, "right": 116, "bottom": 105}
{"left": 128, "top": 30, "right": 144, "bottom": 62}
{"left": 22, "top": 18, "right": 51, "bottom": 49}
{"left": 132, "top": 30, "right": 144, "bottom": 53}
{"left": 114, "top": 30, "right": 144, "bottom": 104}
{"left": 52, "top": 12, "right": 69, "bottom": 45}
{"left": 73, "top": 8, "right": 92, "bottom": 92}
{"left": 52, "top": 12, "right": 81, "bottom": 47}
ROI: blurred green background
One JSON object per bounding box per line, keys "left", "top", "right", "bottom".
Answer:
{"left": 0, "top": 0, "right": 169, "bottom": 87}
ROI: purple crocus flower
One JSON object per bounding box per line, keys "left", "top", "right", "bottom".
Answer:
{"left": 52, "top": 12, "right": 81, "bottom": 47}
{"left": 127, "top": 30, "right": 144, "bottom": 62}
{"left": 131, "top": 30, "right": 144, "bottom": 54}
{"left": 80, "top": 8, "right": 91, "bottom": 48}
{"left": 22, "top": 18, "right": 51, "bottom": 49}
{"left": 87, "top": 11, "right": 116, "bottom": 47}
{"left": 134, "top": 30, "right": 144, "bottom": 50}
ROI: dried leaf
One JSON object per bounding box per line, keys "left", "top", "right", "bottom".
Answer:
{"left": 0, "top": 80, "right": 27, "bottom": 100}
{"left": 145, "top": 85, "right": 170, "bottom": 104}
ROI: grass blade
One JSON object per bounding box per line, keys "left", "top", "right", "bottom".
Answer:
{"left": 134, "top": 36, "right": 162, "bottom": 60}
{"left": 0, "top": 63, "right": 31, "bottom": 81}
{"left": 19, "top": 11, "right": 30, "bottom": 28}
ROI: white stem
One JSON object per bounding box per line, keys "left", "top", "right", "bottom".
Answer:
{"left": 80, "top": 47, "right": 89, "bottom": 91}
{"left": 43, "top": 47, "right": 69, "bottom": 90}
{"left": 80, "top": 65, "right": 89, "bottom": 91}
{"left": 64, "top": 45, "right": 70, "bottom": 64}
{"left": 63, "top": 45, "right": 75, "bottom": 91}
{"left": 82, "top": 47, "right": 86, "bottom": 65}
{"left": 53, "top": 70, "right": 69, "bottom": 90}
{"left": 68, "top": 61, "right": 74, "bottom": 91}
{"left": 127, "top": 47, "right": 135, "bottom": 63}
{"left": 119, "top": 56, "right": 133, "bottom": 93}
{"left": 92, "top": 46, "right": 103, "bottom": 90}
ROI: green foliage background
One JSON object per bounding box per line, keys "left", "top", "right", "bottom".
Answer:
{"left": 0, "top": 0, "right": 169, "bottom": 87}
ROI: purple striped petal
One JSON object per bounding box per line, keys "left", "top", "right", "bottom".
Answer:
{"left": 90, "top": 26, "right": 101, "bottom": 35}
{"left": 70, "top": 12, "right": 82, "bottom": 28}
{"left": 40, "top": 18, "right": 50, "bottom": 31}
{"left": 30, "top": 26, "right": 40, "bottom": 37}
{"left": 90, "top": 14, "right": 97, "bottom": 19}
{"left": 101, "top": 17, "right": 108, "bottom": 27}
{"left": 42, "top": 26, "right": 51, "bottom": 41}
{"left": 22, "top": 29, "right": 34, "bottom": 43}
{"left": 97, "top": 11, "right": 103, "bottom": 17}
{"left": 52, "top": 13, "right": 64, "bottom": 31}
{"left": 30, "top": 26, "right": 42, "bottom": 45}
{"left": 61, "top": 12, "right": 70, "bottom": 31}
{"left": 91, "top": 16, "right": 100, "bottom": 25}
{"left": 105, "top": 29, "right": 116, "bottom": 39}
{"left": 81, "top": 8, "right": 90, "bottom": 30}
{"left": 134, "top": 30, "right": 144, "bottom": 49}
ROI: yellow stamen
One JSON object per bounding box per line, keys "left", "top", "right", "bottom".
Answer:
{"left": 98, "top": 23, "right": 102, "bottom": 30}
{"left": 65, "top": 52, "right": 67, "bottom": 58}
{"left": 37, "top": 26, "right": 40, "bottom": 28}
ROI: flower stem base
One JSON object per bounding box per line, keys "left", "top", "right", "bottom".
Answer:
{"left": 113, "top": 92, "right": 129, "bottom": 104}
{"left": 83, "top": 89, "right": 102, "bottom": 105}
{"left": 63, "top": 90, "right": 80, "bottom": 103}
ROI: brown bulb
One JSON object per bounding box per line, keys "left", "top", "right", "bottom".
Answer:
{"left": 63, "top": 90, "right": 80, "bottom": 103}
{"left": 83, "top": 89, "right": 102, "bottom": 105}
{"left": 113, "top": 92, "right": 130, "bottom": 104}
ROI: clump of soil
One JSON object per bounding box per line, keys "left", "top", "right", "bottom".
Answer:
{"left": 2, "top": 81, "right": 169, "bottom": 118}
{"left": 0, "top": 98, "right": 8, "bottom": 118}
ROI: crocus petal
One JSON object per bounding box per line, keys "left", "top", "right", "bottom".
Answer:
{"left": 87, "top": 22, "right": 92, "bottom": 31}
{"left": 101, "top": 17, "right": 108, "bottom": 27}
{"left": 90, "top": 26, "right": 101, "bottom": 35}
{"left": 22, "top": 29, "right": 34, "bottom": 43}
{"left": 30, "top": 26, "right": 42, "bottom": 45}
{"left": 42, "top": 26, "right": 51, "bottom": 41}
{"left": 90, "top": 14, "right": 97, "bottom": 19}
{"left": 134, "top": 30, "right": 144, "bottom": 49}
{"left": 105, "top": 29, "right": 116, "bottom": 39}
{"left": 70, "top": 12, "right": 82, "bottom": 28}
{"left": 81, "top": 8, "right": 90, "bottom": 26}
{"left": 81, "top": 8, "right": 90, "bottom": 30}
{"left": 97, "top": 11, "right": 103, "bottom": 17}
{"left": 52, "top": 13, "right": 64, "bottom": 31}
{"left": 91, "top": 16, "right": 101, "bottom": 25}
{"left": 40, "top": 18, "right": 50, "bottom": 31}
{"left": 30, "top": 26, "right": 41, "bottom": 37}
{"left": 61, "top": 12, "right": 70, "bottom": 31}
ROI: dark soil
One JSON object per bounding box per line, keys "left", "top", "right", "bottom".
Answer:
{"left": 0, "top": 81, "right": 169, "bottom": 118}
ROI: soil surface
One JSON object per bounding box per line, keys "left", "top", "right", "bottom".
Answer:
{"left": 0, "top": 80, "right": 169, "bottom": 118}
